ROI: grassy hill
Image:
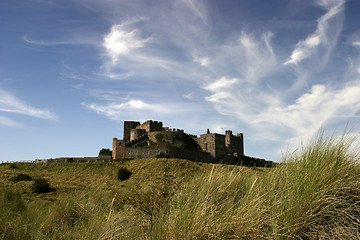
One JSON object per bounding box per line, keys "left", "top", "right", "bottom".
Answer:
{"left": 1, "top": 135, "right": 359, "bottom": 239}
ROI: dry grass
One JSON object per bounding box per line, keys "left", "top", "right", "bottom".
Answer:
{"left": 1, "top": 134, "right": 359, "bottom": 239}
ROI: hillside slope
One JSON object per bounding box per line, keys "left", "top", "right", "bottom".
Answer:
{"left": 1, "top": 136, "right": 359, "bottom": 240}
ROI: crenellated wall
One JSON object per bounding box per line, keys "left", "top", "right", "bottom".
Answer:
{"left": 136, "top": 120, "right": 163, "bottom": 132}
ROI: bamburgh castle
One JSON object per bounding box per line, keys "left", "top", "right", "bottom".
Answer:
{"left": 113, "top": 120, "right": 244, "bottom": 163}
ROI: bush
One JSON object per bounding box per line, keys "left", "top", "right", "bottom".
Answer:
{"left": 99, "top": 148, "right": 112, "bottom": 156}
{"left": 155, "top": 133, "right": 164, "bottom": 142}
{"left": 117, "top": 168, "right": 132, "bottom": 181}
{"left": 9, "top": 163, "right": 19, "bottom": 169}
{"left": 31, "top": 178, "right": 54, "bottom": 193}
{"left": 10, "top": 173, "right": 32, "bottom": 182}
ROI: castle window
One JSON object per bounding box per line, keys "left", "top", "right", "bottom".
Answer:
{"left": 128, "top": 150, "right": 131, "bottom": 154}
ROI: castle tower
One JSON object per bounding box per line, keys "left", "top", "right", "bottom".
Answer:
{"left": 112, "top": 138, "right": 126, "bottom": 159}
{"left": 225, "top": 130, "right": 232, "bottom": 148}
{"left": 124, "top": 121, "right": 140, "bottom": 142}
{"left": 237, "top": 133, "right": 244, "bottom": 155}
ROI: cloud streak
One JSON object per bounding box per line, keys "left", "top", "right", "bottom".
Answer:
{"left": 284, "top": 0, "right": 345, "bottom": 65}
{"left": 24, "top": 35, "right": 83, "bottom": 46}
{"left": 0, "top": 89, "right": 57, "bottom": 122}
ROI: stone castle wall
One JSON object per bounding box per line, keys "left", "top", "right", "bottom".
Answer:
{"left": 124, "top": 146, "right": 213, "bottom": 163}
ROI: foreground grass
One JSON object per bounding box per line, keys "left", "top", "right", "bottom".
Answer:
{"left": 1, "top": 135, "right": 359, "bottom": 239}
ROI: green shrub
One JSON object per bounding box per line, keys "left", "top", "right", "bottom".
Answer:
{"left": 66, "top": 158, "right": 74, "bottom": 163}
{"left": 31, "top": 178, "right": 54, "bottom": 193}
{"left": 155, "top": 133, "right": 164, "bottom": 142}
{"left": 99, "top": 148, "right": 112, "bottom": 156}
{"left": 117, "top": 168, "right": 132, "bottom": 181}
{"left": 9, "top": 163, "right": 19, "bottom": 169}
{"left": 10, "top": 173, "right": 32, "bottom": 182}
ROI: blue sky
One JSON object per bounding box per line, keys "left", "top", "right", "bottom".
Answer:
{"left": 1, "top": 0, "right": 360, "bottom": 162}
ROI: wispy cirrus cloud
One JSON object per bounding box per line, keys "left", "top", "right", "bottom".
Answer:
{"left": 82, "top": 99, "right": 172, "bottom": 121}
{"left": 24, "top": 35, "right": 83, "bottom": 46}
{"left": 284, "top": 0, "right": 345, "bottom": 65}
{"left": 0, "top": 89, "right": 57, "bottom": 124}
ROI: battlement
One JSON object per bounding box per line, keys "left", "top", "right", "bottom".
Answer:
{"left": 136, "top": 120, "right": 163, "bottom": 133}
{"left": 163, "top": 127, "right": 184, "bottom": 133}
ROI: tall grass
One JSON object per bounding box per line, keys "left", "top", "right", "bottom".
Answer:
{"left": 0, "top": 134, "right": 359, "bottom": 239}
{"left": 148, "top": 134, "right": 360, "bottom": 239}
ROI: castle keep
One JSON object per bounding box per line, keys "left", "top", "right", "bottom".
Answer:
{"left": 112, "top": 120, "right": 244, "bottom": 163}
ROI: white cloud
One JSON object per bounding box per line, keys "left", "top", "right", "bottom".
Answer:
{"left": 192, "top": 54, "right": 209, "bottom": 67}
{"left": 0, "top": 89, "right": 57, "bottom": 120}
{"left": 203, "top": 31, "right": 278, "bottom": 122}
{"left": 82, "top": 99, "right": 172, "bottom": 121}
{"left": 205, "top": 77, "right": 239, "bottom": 92}
{"left": 284, "top": 0, "right": 345, "bottom": 65}
{"left": 103, "top": 22, "right": 152, "bottom": 62}
{"left": 223, "top": 31, "right": 276, "bottom": 83}
{"left": 256, "top": 80, "right": 360, "bottom": 137}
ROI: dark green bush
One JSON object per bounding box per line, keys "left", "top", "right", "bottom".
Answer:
{"left": 99, "top": 148, "right": 112, "bottom": 156}
{"left": 31, "top": 178, "right": 54, "bottom": 193}
{"left": 117, "top": 168, "right": 132, "bottom": 181}
{"left": 9, "top": 163, "right": 19, "bottom": 169}
{"left": 66, "top": 158, "right": 74, "bottom": 163}
{"left": 10, "top": 173, "right": 32, "bottom": 182}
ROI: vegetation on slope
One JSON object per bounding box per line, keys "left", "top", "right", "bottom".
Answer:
{"left": 150, "top": 132, "right": 199, "bottom": 150}
{"left": 0, "top": 134, "right": 359, "bottom": 239}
